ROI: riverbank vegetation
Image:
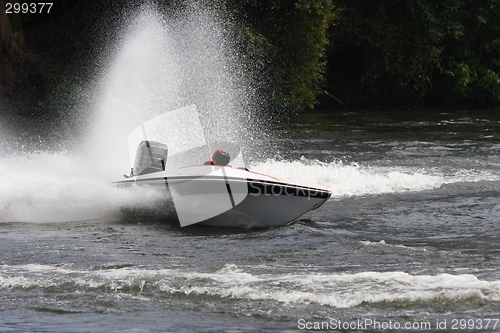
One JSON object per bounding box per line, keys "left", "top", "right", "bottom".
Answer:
{"left": 1, "top": 0, "right": 499, "bottom": 114}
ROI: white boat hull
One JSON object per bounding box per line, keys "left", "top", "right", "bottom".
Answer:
{"left": 116, "top": 172, "right": 331, "bottom": 228}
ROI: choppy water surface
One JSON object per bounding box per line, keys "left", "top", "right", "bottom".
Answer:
{"left": 1, "top": 110, "right": 500, "bottom": 332}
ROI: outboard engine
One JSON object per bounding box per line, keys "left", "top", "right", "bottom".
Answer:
{"left": 132, "top": 141, "right": 168, "bottom": 176}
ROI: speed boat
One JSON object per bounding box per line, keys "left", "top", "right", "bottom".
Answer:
{"left": 116, "top": 140, "right": 332, "bottom": 228}
{"left": 114, "top": 105, "right": 331, "bottom": 228}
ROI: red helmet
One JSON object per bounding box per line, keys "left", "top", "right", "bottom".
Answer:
{"left": 212, "top": 149, "right": 230, "bottom": 166}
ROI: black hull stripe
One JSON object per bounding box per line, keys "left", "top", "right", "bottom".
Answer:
{"left": 116, "top": 176, "right": 331, "bottom": 199}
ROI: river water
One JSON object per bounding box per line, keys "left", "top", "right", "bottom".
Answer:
{"left": 1, "top": 109, "right": 500, "bottom": 332}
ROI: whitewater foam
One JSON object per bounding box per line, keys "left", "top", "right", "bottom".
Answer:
{"left": 250, "top": 158, "right": 444, "bottom": 197}
{"left": 1, "top": 264, "right": 498, "bottom": 308}
{"left": 250, "top": 157, "right": 500, "bottom": 198}
{"left": 3, "top": 151, "right": 497, "bottom": 223}
{"left": 0, "top": 152, "right": 162, "bottom": 223}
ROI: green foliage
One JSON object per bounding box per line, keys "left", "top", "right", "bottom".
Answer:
{"left": 435, "top": 0, "right": 500, "bottom": 103}
{"left": 3, "top": 0, "right": 500, "bottom": 114}
{"left": 324, "top": 0, "right": 500, "bottom": 107}
{"left": 229, "top": 0, "right": 336, "bottom": 111}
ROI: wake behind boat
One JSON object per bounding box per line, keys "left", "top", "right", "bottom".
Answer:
{"left": 115, "top": 105, "right": 331, "bottom": 228}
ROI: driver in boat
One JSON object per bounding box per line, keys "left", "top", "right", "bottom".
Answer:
{"left": 204, "top": 149, "right": 230, "bottom": 166}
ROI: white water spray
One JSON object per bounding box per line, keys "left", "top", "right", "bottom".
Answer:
{"left": 0, "top": 4, "right": 256, "bottom": 223}
{"left": 2, "top": 4, "right": 497, "bottom": 223}
{"left": 85, "top": 5, "right": 255, "bottom": 179}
